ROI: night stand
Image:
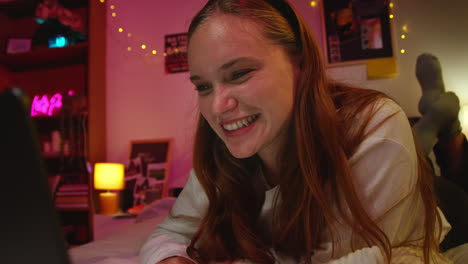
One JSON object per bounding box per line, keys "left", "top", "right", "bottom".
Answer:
{"left": 93, "top": 214, "right": 136, "bottom": 240}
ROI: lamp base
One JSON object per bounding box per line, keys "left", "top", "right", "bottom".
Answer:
{"left": 99, "top": 192, "right": 119, "bottom": 215}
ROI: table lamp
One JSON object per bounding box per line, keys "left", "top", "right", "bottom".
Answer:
{"left": 94, "top": 163, "right": 125, "bottom": 215}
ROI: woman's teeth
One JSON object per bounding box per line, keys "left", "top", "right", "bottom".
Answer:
{"left": 223, "top": 114, "right": 259, "bottom": 131}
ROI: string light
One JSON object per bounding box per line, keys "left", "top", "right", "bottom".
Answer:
{"left": 389, "top": 2, "right": 394, "bottom": 8}
{"left": 106, "top": 0, "right": 175, "bottom": 59}
{"left": 389, "top": 14, "right": 394, "bottom": 19}
{"left": 400, "top": 22, "right": 409, "bottom": 55}
{"left": 310, "top": 1, "right": 317, "bottom": 7}
{"left": 402, "top": 25, "right": 408, "bottom": 32}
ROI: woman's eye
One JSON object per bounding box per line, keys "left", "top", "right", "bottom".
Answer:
{"left": 231, "top": 69, "right": 254, "bottom": 81}
{"left": 195, "top": 84, "right": 211, "bottom": 92}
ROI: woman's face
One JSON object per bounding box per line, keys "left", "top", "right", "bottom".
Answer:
{"left": 188, "top": 15, "right": 297, "bottom": 162}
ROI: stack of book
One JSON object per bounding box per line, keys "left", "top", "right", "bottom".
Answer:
{"left": 55, "top": 184, "right": 89, "bottom": 209}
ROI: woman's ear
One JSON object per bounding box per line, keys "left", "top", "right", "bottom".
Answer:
{"left": 292, "top": 57, "right": 301, "bottom": 89}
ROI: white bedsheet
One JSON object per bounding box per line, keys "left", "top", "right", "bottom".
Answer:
{"left": 68, "top": 197, "right": 468, "bottom": 264}
{"left": 69, "top": 198, "right": 175, "bottom": 264}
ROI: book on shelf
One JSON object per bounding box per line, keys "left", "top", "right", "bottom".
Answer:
{"left": 56, "top": 203, "right": 89, "bottom": 210}
{"left": 55, "top": 191, "right": 88, "bottom": 196}
{"left": 58, "top": 184, "right": 89, "bottom": 192}
{"left": 55, "top": 195, "right": 88, "bottom": 204}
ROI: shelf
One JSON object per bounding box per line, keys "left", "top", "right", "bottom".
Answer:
{"left": 0, "top": 0, "right": 88, "bottom": 18}
{"left": 0, "top": 42, "right": 88, "bottom": 71}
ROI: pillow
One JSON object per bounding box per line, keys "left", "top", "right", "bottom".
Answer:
{"left": 135, "top": 197, "right": 176, "bottom": 223}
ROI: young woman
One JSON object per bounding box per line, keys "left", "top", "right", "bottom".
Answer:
{"left": 140, "top": 0, "right": 451, "bottom": 263}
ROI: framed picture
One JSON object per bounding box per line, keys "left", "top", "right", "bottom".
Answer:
{"left": 164, "top": 33, "right": 188, "bottom": 74}
{"left": 123, "top": 138, "right": 173, "bottom": 210}
{"left": 320, "top": 0, "right": 394, "bottom": 67}
{"left": 6, "top": 38, "right": 32, "bottom": 54}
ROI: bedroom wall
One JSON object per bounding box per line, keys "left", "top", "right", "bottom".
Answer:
{"left": 106, "top": 0, "right": 468, "bottom": 188}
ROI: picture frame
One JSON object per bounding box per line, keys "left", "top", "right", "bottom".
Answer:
{"left": 123, "top": 138, "right": 173, "bottom": 209}
{"left": 164, "top": 33, "right": 188, "bottom": 74}
{"left": 6, "top": 38, "right": 32, "bottom": 54}
{"left": 320, "top": 0, "right": 394, "bottom": 67}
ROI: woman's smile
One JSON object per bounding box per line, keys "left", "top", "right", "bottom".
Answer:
{"left": 220, "top": 113, "right": 260, "bottom": 135}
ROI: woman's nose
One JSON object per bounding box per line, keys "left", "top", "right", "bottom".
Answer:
{"left": 212, "top": 87, "right": 238, "bottom": 116}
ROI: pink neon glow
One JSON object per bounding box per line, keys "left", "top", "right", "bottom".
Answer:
{"left": 31, "top": 93, "right": 63, "bottom": 117}
{"left": 68, "top": 90, "right": 75, "bottom": 96}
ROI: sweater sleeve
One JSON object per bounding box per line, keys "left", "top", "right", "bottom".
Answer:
{"left": 311, "top": 99, "right": 451, "bottom": 264}
{"left": 139, "top": 170, "right": 208, "bottom": 264}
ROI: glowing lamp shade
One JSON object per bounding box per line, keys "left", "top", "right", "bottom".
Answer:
{"left": 461, "top": 104, "right": 468, "bottom": 135}
{"left": 94, "top": 163, "right": 125, "bottom": 215}
{"left": 94, "top": 163, "right": 124, "bottom": 190}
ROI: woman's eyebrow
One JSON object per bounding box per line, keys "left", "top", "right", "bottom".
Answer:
{"left": 219, "top": 57, "right": 257, "bottom": 71}
{"left": 189, "top": 57, "right": 260, "bottom": 81}
{"left": 189, "top": 75, "right": 201, "bottom": 82}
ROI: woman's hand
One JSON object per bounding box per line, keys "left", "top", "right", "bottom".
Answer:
{"left": 157, "top": 257, "right": 196, "bottom": 264}
{"left": 157, "top": 257, "right": 255, "bottom": 264}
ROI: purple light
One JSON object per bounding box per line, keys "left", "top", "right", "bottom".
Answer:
{"left": 68, "top": 90, "right": 75, "bottom": 96}
{"left": 31, "top": 93, "right": 63, "bottom": 117}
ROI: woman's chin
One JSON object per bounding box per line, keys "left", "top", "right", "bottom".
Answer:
{"left": 226, "top": 146, "right": 256, "bottom": 159}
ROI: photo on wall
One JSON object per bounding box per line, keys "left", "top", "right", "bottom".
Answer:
{"left": 320, "top": 0, "right": 394, "bottom": 66}
{"left": 122, "top": 139, "right": 172, "bottom": 211}
{"left": 164, "top": 33, "right": 188, "bottom": 74}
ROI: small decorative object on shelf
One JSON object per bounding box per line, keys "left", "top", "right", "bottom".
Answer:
{"left": 6, "top": 38, "right": 32, "bottom": 54}
{"left": 33, "top": 0, "right": 87, "bottom": 48}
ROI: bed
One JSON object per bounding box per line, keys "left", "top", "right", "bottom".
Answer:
{"left": 69, "top": 197, "right": 176, "bottom": 264}
{"left": 69, "top": 196, "right": 468, "bottom": 264}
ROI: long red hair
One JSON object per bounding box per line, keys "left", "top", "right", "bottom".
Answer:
{"left": 186, "top": 0, "right": 441, "bottom": 263}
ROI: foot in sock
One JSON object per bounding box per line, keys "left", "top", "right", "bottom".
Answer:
{"left": 416, "top": 53, "right": 446, "bottom": 115}
{"left": 436, "top": 92, "right": 462, "bottom": 141}
{"left": 413, "top": 92, "right": 461, "bottom": 155}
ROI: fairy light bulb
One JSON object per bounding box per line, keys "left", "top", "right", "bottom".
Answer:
{"left": 402, "top": 25, "right": 408, "bottom": 32}
{"left": 389, "top": 14, "right": 394, "bottom": 19}
{"left": 118, "top": 28, "right": 123, "bottom": 33}
{"left": 110, "top": 5, "right": 115, "bottom": 10}
{"left": 152, "top": 50, "right": 157, "bottom": 55}
{"left": 111, "top": 12, "right": 117, "bottom": 17}
{"left": 127, "top": 47, "right": 132, "bottom": 51}
{"left": 400, "top": 49, "right": 406, "bottom": 54}
{"left": 141, "top": 44, "right": 147, "bottom": 50}
{"left": 401, "top": 34, "right": 406, "bottom": 39}
{"left": 310, "top": 1, "right": 317, "bottom": 7}
{"left": 389, "top": 3, "right": 394, "bottom": 8}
